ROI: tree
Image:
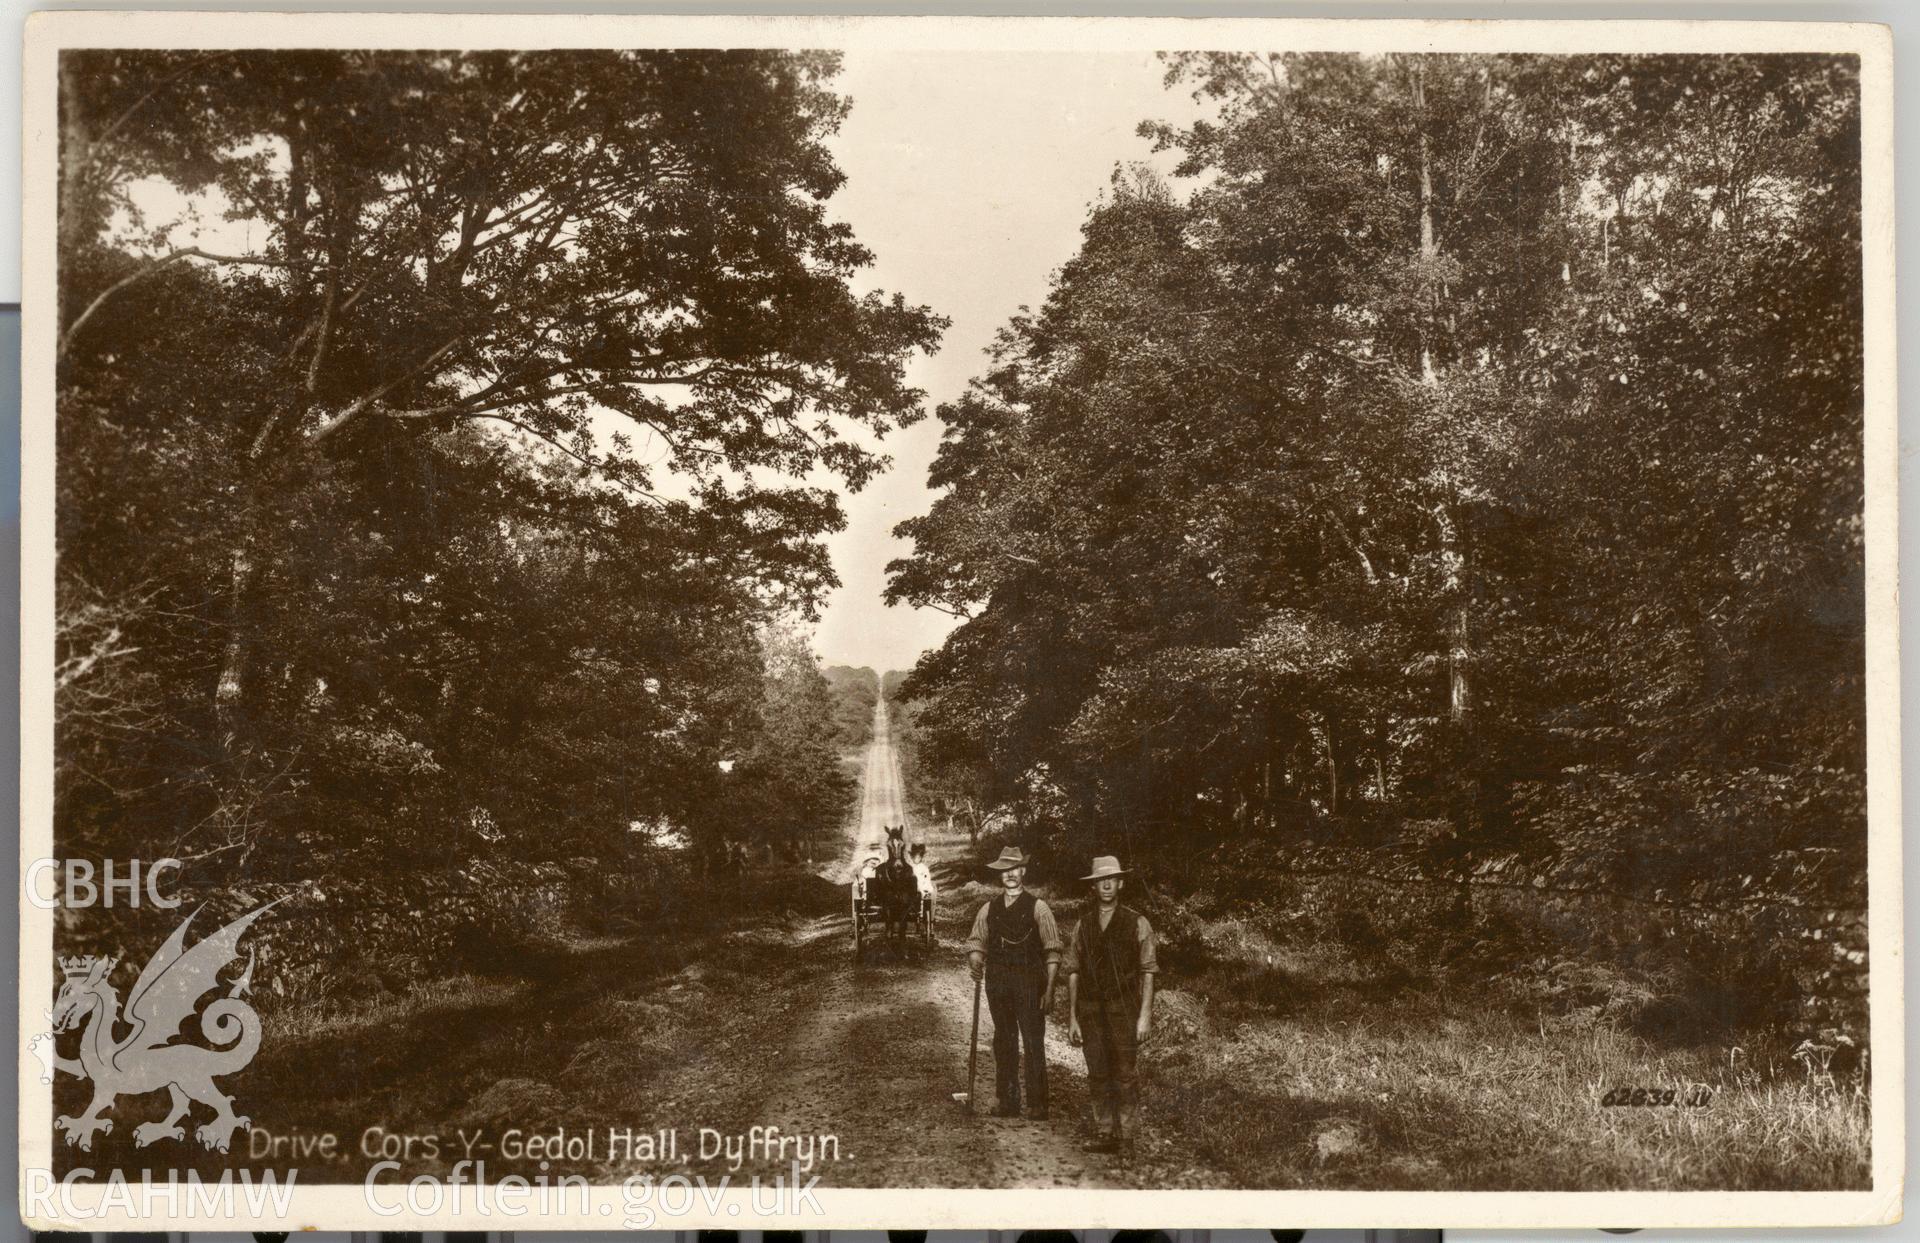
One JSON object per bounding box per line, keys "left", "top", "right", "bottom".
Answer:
{"left": 822, "top": 664, "right": 881, "bottom": 751}
{"left": 56, "top": 50, "right": 943, "bottom": 876}
{"left": 727, "top": 628, "right": 859, "bottom": 859}
{"left": 889, "top": 52, "right": 1865, "bottom": 900}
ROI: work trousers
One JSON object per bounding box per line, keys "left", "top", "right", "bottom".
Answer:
{"left": 1078, "top": 1003, "right": 1139, "bottom": 1137}
{"left": 985, "top": 963, "right": 1048, "bottom": 1111}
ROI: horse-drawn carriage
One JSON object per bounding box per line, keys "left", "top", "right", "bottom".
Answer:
{"left": 851, "top": 825, "right": 935, "bottom": 960}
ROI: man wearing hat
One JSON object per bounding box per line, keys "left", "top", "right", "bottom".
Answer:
{"left": 964, "top": 846, "right": 1063, "bottom": 1119}
{"left": 1064, "top": 855, "right": 1158, "bottom": 1154}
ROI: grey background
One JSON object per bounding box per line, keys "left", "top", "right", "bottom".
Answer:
{"left": 0, "top": 0, "right": 1912, "bottom": 1237}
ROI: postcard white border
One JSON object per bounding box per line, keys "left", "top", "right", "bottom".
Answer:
{"left": 18, "top": 12, "right": 1901, "bottom": 1231}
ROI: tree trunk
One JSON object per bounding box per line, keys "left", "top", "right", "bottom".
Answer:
{"left": 1415, "top": 61, "right": 1439, "bottom": 385}
{"left": 1418, "top": 107, "right": 1436, "bottom": 258}
{"left": 58, "top": 59, "right": 93, "bottom": 275}
{"left": 1449, "top": 606, "right": 1471, "bottom": 722}
{"left": 1433, "top": 501, "right": 1471, "bottom": 723}
{"left": 1324, "top": 715, "right": 1340, "bottom": 816}
{"left": 1562, "top": 128, "right": 1578, "bottom": 285}
{"left": 213, "top": 123, "right": 320, "bottom": 777}
{"left": 213, "top": 405, "right": 302, "bottom": 767}
{"left": 212, "top": 543, "right": 254, "bottom": 751}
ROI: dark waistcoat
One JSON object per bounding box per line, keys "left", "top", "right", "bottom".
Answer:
{"left": 985, "top": 890, "right": 1043, "bottom": 970}
{"left": 1080, "top": 904, "right": 1142, "bottom": 1010}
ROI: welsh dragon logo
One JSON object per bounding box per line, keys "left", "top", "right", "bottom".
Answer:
{"left": 29, "top": 900, "right": 280, "bottom": 1154}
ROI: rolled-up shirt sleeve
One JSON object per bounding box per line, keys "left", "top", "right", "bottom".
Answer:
{"left": 1033, "top": 899, "right": 1064, "bottom": 965}
{"left": 1062, "top": 919, "right": 1085, "bottom": 977}
{"left": 1137, "top": 915, "right": 1159, "bottom": 974}
{"left": 964, "top": 902, "right": 990, "bottom": 956}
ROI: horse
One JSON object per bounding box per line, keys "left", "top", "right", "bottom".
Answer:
{"left": 870, "top": 826, "right": 919, "bottom": 957}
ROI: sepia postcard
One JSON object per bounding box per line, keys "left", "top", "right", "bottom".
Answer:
{"left": 18, "top": 12, "right": 1899, "bottom": 1232}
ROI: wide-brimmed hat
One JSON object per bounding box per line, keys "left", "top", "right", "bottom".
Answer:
{"left": 986, "top": 846, "right": 1029, "bottom": 871}
{"left": 1081, "top": 855, "right": 1130, "bottom": 882}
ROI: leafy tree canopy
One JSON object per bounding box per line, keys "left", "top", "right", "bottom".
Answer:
{"left": 57, "top": 50, "right": 943, "bottom": 876}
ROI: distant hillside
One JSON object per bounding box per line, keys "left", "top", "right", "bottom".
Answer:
{"left": 822, "top": 665, "right": 879, "bottom": 750}
{"left": 881, "top": 668, "right": 911, "bottom": 701}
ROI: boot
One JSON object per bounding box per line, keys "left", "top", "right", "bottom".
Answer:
{"left": 1115, "top": 1101, "right": 1139, "bottom": 1156}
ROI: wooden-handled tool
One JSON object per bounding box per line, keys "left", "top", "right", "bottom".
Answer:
{"left": 953, "top": 975, "right": 982, "bottom": 1110}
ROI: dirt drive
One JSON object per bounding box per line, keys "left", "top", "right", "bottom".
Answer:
{"left": 727, "top": 700, "right": 1119, "bottom": 1188}
{"left": 78, "top": 701, "right": 1178, "bottom": 1193}
{"left": 57, "top": 696, "right": 1849, "bottom": 1199}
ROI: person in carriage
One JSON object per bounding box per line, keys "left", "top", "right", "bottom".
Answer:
{"left": 910, "top": 842, "right": 934, "bottom": 899}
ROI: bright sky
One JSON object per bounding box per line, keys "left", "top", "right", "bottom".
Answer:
{"left": 810, "top": 51, "right": 1201, "bottom": 674}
